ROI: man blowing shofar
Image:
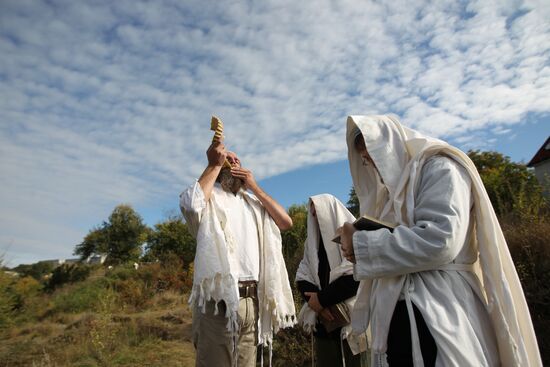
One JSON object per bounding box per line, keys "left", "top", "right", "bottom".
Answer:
{"left": 180, "top": 123, "right": 296, "bottom": 367}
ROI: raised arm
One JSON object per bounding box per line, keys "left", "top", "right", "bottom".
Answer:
{"left": 230, "top": 166, "right": 293, "bottom": 231}
{"left": 198, "top": 141, "right": 227, "bottom": 202}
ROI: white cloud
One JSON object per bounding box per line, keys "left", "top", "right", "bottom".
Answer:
{"left": 1, "top": 0, "right": 549, "bottom": 264}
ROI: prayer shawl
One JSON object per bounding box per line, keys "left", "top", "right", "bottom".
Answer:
{"left": 181, "top": 183, "right": 296, "bottom": 346}
{"left": 347, "top": 115, "right": 541, "bottom": 366}
{"left": 295, "top": 194, "right": 366, "bottom": 354}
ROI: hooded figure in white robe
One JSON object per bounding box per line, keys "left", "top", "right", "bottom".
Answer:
{"left": 295, "top": 194, "right": 365, "bottom": 366}
{"left": 343, "top": 115, "right": 541, "bottom": 366}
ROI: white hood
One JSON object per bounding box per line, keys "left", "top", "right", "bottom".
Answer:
{"left": 346, "top": 114, "right": 541, "bottom": 366}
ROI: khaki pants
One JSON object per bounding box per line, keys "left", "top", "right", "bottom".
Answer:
{"left": 193, "top": 297, "right": 258, "bottom": 367}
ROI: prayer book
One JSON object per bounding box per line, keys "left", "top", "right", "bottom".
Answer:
{"left": 332, "top": 214, "right": 396, "bottom": 244}
{"left": 321, "top": 302, "right": 351, "bottom": 333}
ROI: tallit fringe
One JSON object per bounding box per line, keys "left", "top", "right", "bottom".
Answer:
{"left": 188, "top": 274, "right": 239, "bottom": 334}
{"left": 258, "top": 298, "right": 296, "bottom": 345}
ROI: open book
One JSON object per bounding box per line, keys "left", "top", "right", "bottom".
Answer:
{"left": 332, "top": 214, "right": 396, "bottom": 244}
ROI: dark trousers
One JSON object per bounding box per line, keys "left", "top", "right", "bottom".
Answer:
{"left": 386, "top": 301, "right": 437, "bottom": 367}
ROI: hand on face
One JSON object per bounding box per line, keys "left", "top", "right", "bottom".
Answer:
{"left": 227, "top": 153, "right": 257, "bottom": 191}
{"left": 337, "top": 222, "right": 357, "bottom": 263}
{"left": 206, "top": 141, "right": 227, "bottom": 167}
{"left": 230, "top": 167, "right": 257, "bottom": 191}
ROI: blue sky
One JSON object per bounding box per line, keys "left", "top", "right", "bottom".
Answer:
{"left": 1, "top": 0, "right": 549, "bottom": 266}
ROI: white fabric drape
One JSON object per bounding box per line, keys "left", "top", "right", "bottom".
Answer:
{"left": 180, "top": 183, "right": 296, "bottom": 346}
{"left": 347, "top": 115, "right": 541, "bottom": 367}
{"left": 295, "top": 194, "right": 366, "bottom": 355}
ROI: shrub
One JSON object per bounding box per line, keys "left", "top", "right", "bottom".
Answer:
{"left": 503, "top": 217, "right": 550, "bottom": 365}
{"left": 0, "top": 270, "right": 16, "bottom": 329}
{"left": 51, "top": 278, "right": 112, "bottom": 314}
{"left": 46, "top": 264, "right": 92, "bottom": 291}
{"left": 11, "top": 276, "right": 42, "bottom": 311}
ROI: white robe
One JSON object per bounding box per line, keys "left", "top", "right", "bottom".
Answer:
{"left": 295, "top": 194, "right": 366, "bottom": 354}
{"left": 180, "top": 182, "right": 296, "bottom": 346}
{"left": 347, "top": 115, "right": 541, "bottom": 367}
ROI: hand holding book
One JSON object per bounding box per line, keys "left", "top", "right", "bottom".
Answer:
{"left": 332, "top": 214, "right": 396, "bottom": 244}
{"left": 334, "top": 215, "right": 396, "bottom": 263}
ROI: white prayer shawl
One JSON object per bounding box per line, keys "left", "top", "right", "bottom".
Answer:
{"left": 295, "top": 194, "right": 366, "bottom": 355}
{"left": 347, "top": 115, "right": 541, "bottom": 366}
{"left": 181, "top": 183, "right": 296, "bottom": 346}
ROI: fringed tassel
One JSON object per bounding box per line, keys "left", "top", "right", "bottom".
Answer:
{"left": 340, "top": 336, "right": 347, "bottom": 367}
{"left": 311, "top": 334, "right": 315, "bottom": 367}
{"left": 261, "top": 344, "right": 264, "bottom": 367}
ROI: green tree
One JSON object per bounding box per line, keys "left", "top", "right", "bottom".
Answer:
{"left": 144, "top": 216, "right": 196, "bottom": 269}
{"left": 74, "top": 204, "right": 150, "bottom": 265}
{"left": 468, "top": 150, "right": 547, "bottom": 219}
{"left": 281, "top": 204, "right": 308, "bottom": 278}
{"left": 106, "top": 205, "right": 149, "bottom": 264}
{"left": 74, "top": 225, "right": 109, "bottom": 261}
{"left": 347, "top": 187, "right": 360, "bottom": 217}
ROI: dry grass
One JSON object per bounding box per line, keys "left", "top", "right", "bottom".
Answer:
{"left": 0, "top": 262, "right": 196, "bottom": 367}
{"left": 0, "top": 303, "right": 195, "bottom": 367}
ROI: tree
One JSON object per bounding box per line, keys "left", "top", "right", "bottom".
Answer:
{"left": 106, "top": 205, "right": 149, "bottom": 264}
{"left": 74, "top": 204, "right": 150, "bottom": 265}
{"left": 281, "top": 204, "right": 308, "bottom": 278}
{"left": 74, "top": 225, "right": 108, "bottom": 261}
{"left": 468, "top": 150, "right": 547, "bottom": 219}
{"left": 144, "top": 216, "right": 196, "bottom": 268}
{"left": 347, "top": 187, "right": 360, "bottom": 217}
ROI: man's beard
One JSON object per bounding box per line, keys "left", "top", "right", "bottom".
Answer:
{"left": 217, "top": 168, "right": 245, "bottom": 194}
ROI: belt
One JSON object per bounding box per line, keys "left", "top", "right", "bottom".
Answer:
{"left": 238, "top": 280, "right": 257, "bottom": 298}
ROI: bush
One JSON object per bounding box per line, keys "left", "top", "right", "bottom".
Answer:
{"left": 11, "top": 262, "right": 54, "bottom": 281}
{"left": 0, "top": 271, "right": 16, "bottom": 329}
{"left": 46, "top": 263, "right": 92, "bottom": 291}
{"left": 11, "top": 276, "right": 42, "bottom": 310}
{"left": 51, "top": 278, "right": 112, "bottom": 314}
{"left": 504, "top": 217, "right": 550, "bottom": 365}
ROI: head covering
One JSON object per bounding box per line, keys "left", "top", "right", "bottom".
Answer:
{"left": 346, "top": 115, "right": 541, "bottom": 366}
{"left": 295, "top": 194, "right": 366, "bottom": 354}
{"left": 296, "top": 194, "right": 356, "bottom": 288}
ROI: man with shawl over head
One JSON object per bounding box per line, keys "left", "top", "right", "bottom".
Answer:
{"left": 180, "top": 139, "right": 296, "bottom": 367}
{"left": 338, "top": 115, "right": 541, "bottom": 366}
{"left": 296, "top": 194, "right": 365, "bottom": 367}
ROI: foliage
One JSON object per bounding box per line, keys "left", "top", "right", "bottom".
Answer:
{"left": 0, "top": 269, "right": 15, "bottom": 330}
{"left": 281, "top": 204, "right": 308, "bottom": 276}
{"left": 468, "top": 150, "right": 547, "bottom": 219}
{"left": 11, "top": 276, "right": 42, "bottom": 310}
{"left": 503, "top": 218, "right": 550, "bottom": 365}
{"left": 50, "top": 278, "right": 112, "bottom": 314}
{"left": 144, "top": 216, "right": 196, "bottom": 269}
{"left": 98, "top": 259, "right": 192, "bottom": 311}
{"left": 46, "top": 264, "right": 92, "bottom": 292}
{"left": 347, "top": 187, "right": 360, "bottom": 217}
{"left": 74, "top": 204, "right": 150, "bottom": 265}
{"left": 74, "top": 225, "right": 109, "bottom": 261}
{"left": 11, "top": 262, "right": 54, "bottom": 281}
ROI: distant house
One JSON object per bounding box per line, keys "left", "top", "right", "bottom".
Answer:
{"left": 527, "top": 136, "right": 550, "bottom": 195}
{"left": 34, "top": 254, "right": 106, "bottom": 268}
{"left": 37, "top": 259, "right": 64, "bottom": 268}
{"left": 86, "top": 254, "right": 107, "bottom": 265}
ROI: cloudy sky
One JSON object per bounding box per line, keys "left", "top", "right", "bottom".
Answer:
{"left": 1, "top": 0, "right": 549, "bottom": 266}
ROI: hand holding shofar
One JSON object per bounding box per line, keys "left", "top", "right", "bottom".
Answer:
{"left": 210, "top": 115, "right": 232, "bottom": 169}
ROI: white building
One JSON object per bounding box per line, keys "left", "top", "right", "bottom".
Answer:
{"left": 527, "top": 136, "right": 550, "bottom": 196}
